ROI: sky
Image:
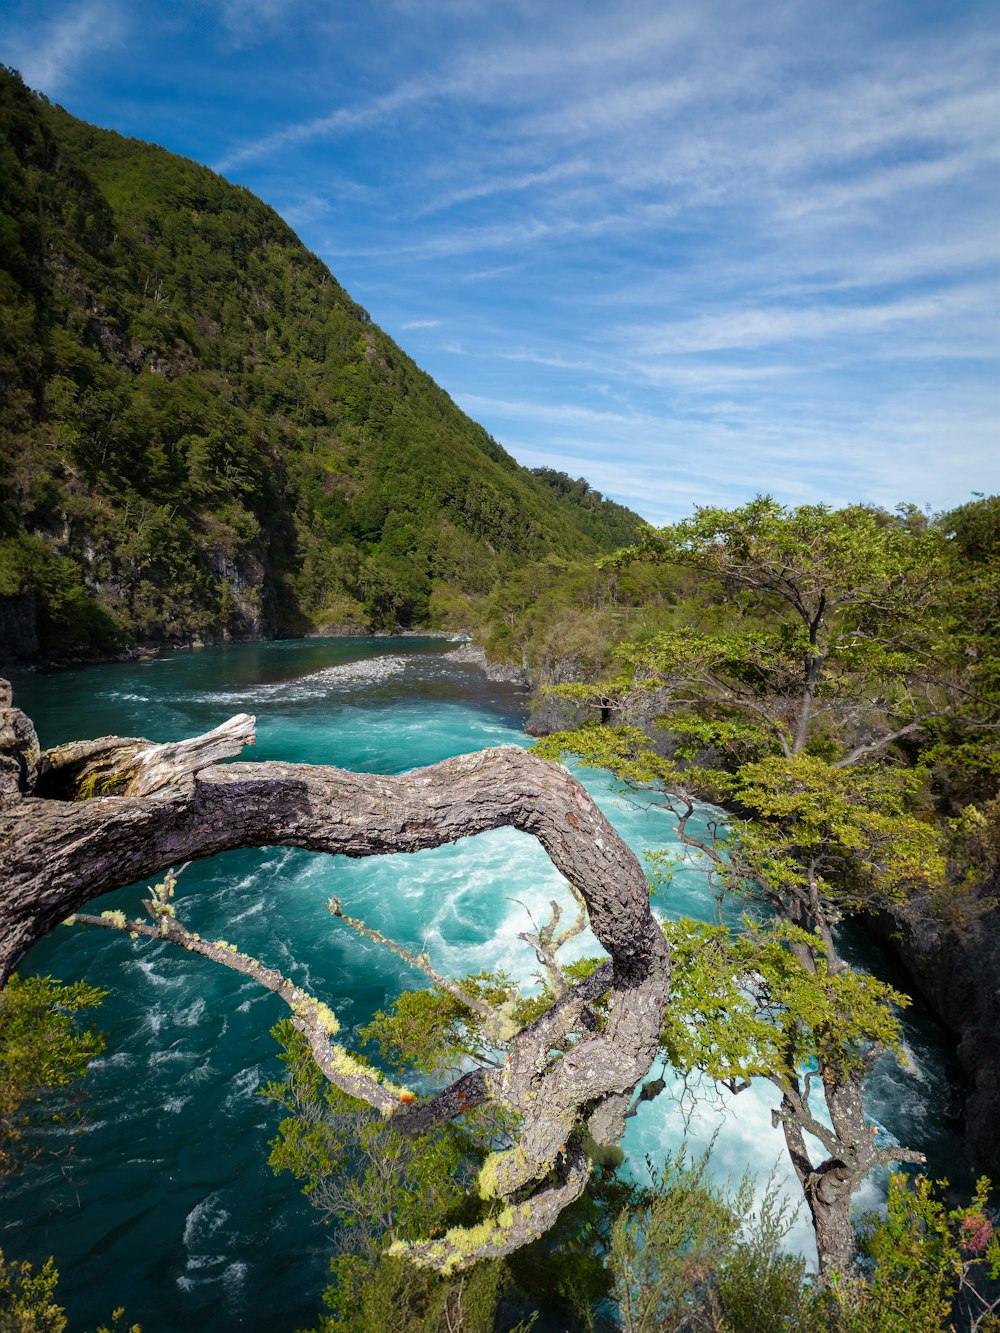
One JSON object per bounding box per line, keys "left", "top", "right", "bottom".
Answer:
{"left": 2, "top": 0, "right": 998, "bottom": 524}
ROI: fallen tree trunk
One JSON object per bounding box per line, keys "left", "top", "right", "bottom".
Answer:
{"left": 0, "top": 678, "right": 669, "bottom": 1270}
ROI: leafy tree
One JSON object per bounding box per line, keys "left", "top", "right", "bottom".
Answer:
{"left": 0, "top": 977, "right": 139, "bottom": 1331}
{"left": 0, "top": 1251, "right": 140, "bottom": 1333}
{"left": 536, "top": 497, "right": 972, "bottom": 1277}
{"left": 0, "top": 974, "right": 105, "bottom": 1174}
{"left": 262, "top": 1020, "right": 506, "bottom": 1333}
{"left": 0, "top": 1252, "right": 65, "bottom": 1333}
{"left": 839, "top": 1172, "right": 1000, "bottom": 1331}
{"left": 608, "top": 1147, "right": 817, "bottom": 1332}
{"left": 263, "top": 979, "right": 635, "bottom": 1331}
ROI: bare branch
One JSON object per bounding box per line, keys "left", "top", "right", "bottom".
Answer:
{"left": 830, "top": 716, "right": 937, "bottom": 769}
{"left": 327, "top": 896, "right": 518, "bottom": 1041}
{"left": 517, "top": 883, "right": 589, "bottom": 998}
{"left": 71, "top": 884, "right": 412, "bottom": 1118}
{"left": 35, "top": 714, "right": 256, "bottom": 799}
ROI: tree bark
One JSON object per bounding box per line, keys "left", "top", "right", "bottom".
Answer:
{"left": 0, "top": 682, "right": 670, "bottom": 1270}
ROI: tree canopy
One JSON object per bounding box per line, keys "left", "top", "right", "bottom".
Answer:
{"left": 536, "top": 496, "right": 999, "bottom": 1276}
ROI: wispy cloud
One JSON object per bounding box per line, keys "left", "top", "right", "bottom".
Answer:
{"left": 222, "top": 0, "right": 294, "bottom": 27}
{"left": 411, "top": 159, "right": 590, "bottom": 218}
{"left": 216, "top": 78, "right": 439, "bottom": 171}
{"left": 630, "top": 284, "right": 999, "bottom": 356}
{"left": 5, "top": 0, "right": 124, "bottom": 95}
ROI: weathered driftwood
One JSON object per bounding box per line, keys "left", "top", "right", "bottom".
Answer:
{"left": 0, "top": 678, "right": 670, "bottom": 1271}
{"left": 33, "top": 712, "right": 256, "bottom": 800}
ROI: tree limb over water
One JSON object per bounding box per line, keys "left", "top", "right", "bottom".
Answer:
{"left": 0, "top": 679, "right": 670, "bottom": 1271}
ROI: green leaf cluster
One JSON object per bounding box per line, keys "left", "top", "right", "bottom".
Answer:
{"left": 608, "top": 1150, "right": 1000, "bottom": 1333}
{"left": 829, "top": 1173, "right": 1000, "bottom": 1332}
{"left": 660, "top": 917, "right": 909, "bottom": 1085}
{"left": 0, "top": 973, "right": 105, "bottom": 1174}
{"left": 262, "top": 1020, "right": 538, "bottom": 1333}
{"left": 608, "top": 1146, "right": 816, "bottom": 1332}
{"left": 0, "top": 1250, "right": 140, "bottom": 1333}
{"left": 360, "top": 970, "right": 541, "bottom": 1078}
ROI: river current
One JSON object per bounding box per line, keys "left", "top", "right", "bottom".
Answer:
{"left": 1, "top": 638, "right": 965, "bottom": 1330}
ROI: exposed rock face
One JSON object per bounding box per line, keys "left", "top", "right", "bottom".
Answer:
{"left": 522, "top": 656, "right": 604, "bottom": 734}
{"left": 0, "top": 680, "right": 40, "bottom": 807}
{"left": 867, "top": 857, "right": 1000, "bottom": 1178}
{"left": 525, "top": 693, "right": 603, "bottom": 735}
{"left": 442, "top": 642, "right": 530, "bottom": 686}
{"left": 202, "top": 545, "right": 270, "bottom": 640}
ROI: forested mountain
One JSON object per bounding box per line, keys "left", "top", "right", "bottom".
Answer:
{"left": 0, "top": 68, "right": 644, "bottom": 657}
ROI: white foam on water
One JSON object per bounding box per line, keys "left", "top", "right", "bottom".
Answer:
{"left": 69, "top": 1117, "right": 115, "bottom": 1134}
{"left": 184, "top": 1058, "right": 214, "bottom": 1085}
{"left": 184, "top": 1256, "right": 224, "bottom": 1273}
{"left": 130, "top": 956, "right": 186, "bottom": 990}
{"left": 898, "top": 1041, "right": 926, "bottom": 1083}
{"left": 222, "top": 1261, "right": 249, "bottom": 1294}
{"left": 149, "top": 1047, "right": 198, "bottom": 1066}
{"left": 220, "top": 1066, "right": 262, "bottom": 1114}
{"left": 223, "top": 850, "right": 298, "bottom": 900}
{"left": 624, "top": 1065, "right": 819, "bottom": 1263}
{"left": 91, "top": 1050, "right": 134, "bottom": 1070}
{"left": 228, "top": 899, "right": 265, "bottom": 924}
{"left": 394, "top": 827, "right": 604, "bottom": 988}
{"left": 175, "top": 996, "right": 207, "bottom": 1027}
{"left": 183, "top": 1191, "right": 230, "bottom": 1248}
{"left": 163, "top": 1096, "right": 191, "bottom": 1114}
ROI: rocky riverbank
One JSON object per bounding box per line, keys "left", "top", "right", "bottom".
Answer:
{"left": 866, "top": 872, "right": 1000, "bottom": 1179}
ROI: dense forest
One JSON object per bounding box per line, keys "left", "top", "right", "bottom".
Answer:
{"left": 0, "top": 67, "right": 641, "bottom": 659}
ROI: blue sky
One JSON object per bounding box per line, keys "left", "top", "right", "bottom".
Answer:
{"left": 3, "top": 0, "right": 998, "bottom": 524}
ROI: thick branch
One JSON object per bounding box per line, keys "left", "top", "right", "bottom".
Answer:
{"left": 0, "top": 692, "right": 670, "bottom": 1269}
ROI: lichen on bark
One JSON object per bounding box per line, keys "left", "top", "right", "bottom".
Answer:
{"left": 0, "top": 680, "right": 670, "bottom": 1270}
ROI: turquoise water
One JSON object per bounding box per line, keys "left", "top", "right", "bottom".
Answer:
{"left": 1, "top": 639, "right": 964, "bottom": 1330}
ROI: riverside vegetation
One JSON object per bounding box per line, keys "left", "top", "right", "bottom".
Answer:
{"left": 2, "top": 61, "right": 1000, "bottom": 1333}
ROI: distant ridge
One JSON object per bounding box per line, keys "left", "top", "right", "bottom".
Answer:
{"left": 0, "top": 68, "right": 644, "bottom": 657}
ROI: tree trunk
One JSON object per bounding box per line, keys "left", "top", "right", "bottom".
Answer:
{"left": 0, "top": 682, "right": 671, "bottom": 1271}
{"left": 808, "top": 1166, "right": 859, "bottom": 1279}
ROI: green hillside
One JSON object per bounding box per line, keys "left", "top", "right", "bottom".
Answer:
{"left": 0, "top": 68, "right": 644, "bottom": 656}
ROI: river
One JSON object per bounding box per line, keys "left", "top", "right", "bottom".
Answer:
{"left": 0, "top": 638, "right": 966, "bottom": 1330}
